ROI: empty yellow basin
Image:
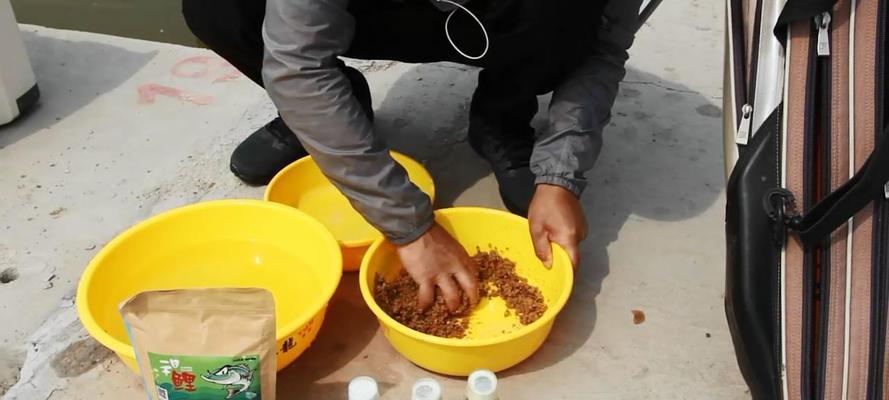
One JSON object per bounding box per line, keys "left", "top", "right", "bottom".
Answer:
{"left": 76, "top": 200, "right": 343, "bottom": 372}
{"left": 359, "top": 207, "right": 574, "bottom": 376}
{"left": 265, "top": 152, "right": 435, "bottom": 271}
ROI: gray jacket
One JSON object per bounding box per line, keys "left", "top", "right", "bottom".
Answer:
{"left": 262, "top": 0, "right": 641, "bottom": 244}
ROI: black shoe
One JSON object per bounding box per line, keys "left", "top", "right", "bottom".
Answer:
{"left": 230, "top": 66, "right": 374, "bottom": 185}
{"left": 468, "top": 98, "right": 537, "bottom": 217}
{"left": 468, "top": 117, "right": 536, "bottom": 217}
{"left": 230, "top": 117, "right": 308, "bottom": 185}
{"left": 493, "top": 166, "right": 535, "bottom": 216}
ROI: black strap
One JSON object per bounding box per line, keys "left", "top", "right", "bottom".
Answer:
{"left": 790, "top": 126, "right": 889, "bottom": 243}
{"left": 638, "top": 0, "right": 664, "bottom": 29}
{"left": 773, "top": 0, "right": 838, "bottom": 45}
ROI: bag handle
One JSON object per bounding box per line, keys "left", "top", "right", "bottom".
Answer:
{"left": 784, "top": 126, "right": 889, "bottom": 243}
{"left": 764, "top": 0, "right": 887, "bottom": 243}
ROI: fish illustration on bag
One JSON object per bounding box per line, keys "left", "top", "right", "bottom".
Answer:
{"left": 200, "top": 364, "right": 256, "bottom": 399}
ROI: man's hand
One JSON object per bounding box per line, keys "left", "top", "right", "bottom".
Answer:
{"left": 528, "top": 184, "right": 588, "bottom": 269}
{"left": 396, "top": 223, "right": 480, "bottom": 312}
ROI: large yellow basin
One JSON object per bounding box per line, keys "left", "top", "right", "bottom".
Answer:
{"left": 265, "top": 152, "right": 435, "bottom": 272}
{"left": 76, "top": 200, "right": 343, "bottom": 372}
{"left": 359, "top": 208, "right": 574, "bottom": 376}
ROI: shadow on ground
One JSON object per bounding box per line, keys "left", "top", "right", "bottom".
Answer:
{"left": 374, "top": 62, "right": 489, "bottom": 208}
{"left": 507, "top": 66, "right": 724, "bottom": 376}
{"left": 276, "top": 274, "right": 380, "bottom": 397}
{"left": 0, "top": 29, "right": 155, "bottom": 149}
{"left": 274, "top": 61, "right": 724, "bottom": 396}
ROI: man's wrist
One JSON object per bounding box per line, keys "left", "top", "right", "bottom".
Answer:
{"left": 534, "top": 175, "right": 583, "bottom": 198}
{"left": 388, "top": 215, "right": 435, "bottom": 246}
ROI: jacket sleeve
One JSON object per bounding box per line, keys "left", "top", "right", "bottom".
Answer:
{"left": 262, "top": 0, "right": 434, "bottom": 244}
{"left": 529, "top": 0, "right": 642, "bottom": 196}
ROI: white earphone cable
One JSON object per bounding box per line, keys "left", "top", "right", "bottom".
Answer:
{"left": 437, "top": 0, "right": 489, "bottom": 60}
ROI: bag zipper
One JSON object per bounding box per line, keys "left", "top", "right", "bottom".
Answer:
{"left": 799, "top": 20, "right": 825, "bottom": 397}
{"left": 731, "top": 0, "right": 762, "bottom": 146}
{"left": 814, "top": 11, "right": 836, "bottom": 400}
{"left": 812, "top": 11, "right": 833, "bottom": 400}
{"left": 736, "top": 104, "right": 754, "bottom": 145}
{"left": 870, "top": 187, "right": 888, "bottom": 400}
{"left": 728, "top": 0, "right": 749, "bottom": 121}
{"left": 867, "top": 2, "right": 888, "bottom": 398}
{"left": 816, "top": 12, "right": 832, "bottom": 57}
{"left": 763, "top": 16, "right": 830, "bottom": 398}
{"left": 871, "top": 198, "right": 889, "bottom": 400}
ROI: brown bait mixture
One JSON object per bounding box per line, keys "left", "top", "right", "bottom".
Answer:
{"left": 373, "top": 249, "right": 547, "bottom": 338}
{"left": 475, "top": 250, "right": 547, "bottom": 325}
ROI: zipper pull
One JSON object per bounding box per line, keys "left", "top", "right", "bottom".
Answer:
{"left": 735, "top": 104, "right": 753, "bottom": 145}
{"left": 884, "top": 182, "right": 889, "bottom": 199}
{"left": 816, "top": 12, "right": 832, "bottom": 57}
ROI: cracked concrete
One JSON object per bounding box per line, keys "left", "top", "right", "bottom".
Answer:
{"left": 1, "top": 0, "right": 747, "bottom": 398}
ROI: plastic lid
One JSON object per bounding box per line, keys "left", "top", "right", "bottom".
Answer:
{"left": 411, "top": 378, "right": 443, "bottom": 400}
{"left": 467, "top": 369, "right": 498, "bottom": 400}
{"left": 348, "top": 376, "right": 380, "bottom": 400}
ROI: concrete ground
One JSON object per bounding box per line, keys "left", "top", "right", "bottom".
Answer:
{"left": 0, "top": 0, "right": 749, "bottom": 398}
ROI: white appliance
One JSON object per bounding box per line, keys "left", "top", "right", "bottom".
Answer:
{"left": 0, "top": 0, "right": 38, "bottom": 125}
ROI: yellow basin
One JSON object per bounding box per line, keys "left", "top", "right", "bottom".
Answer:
{"left": 265, "top": 152, "right": 435, "bottom": 272}
{"left": 76, "top": 200, "right": 343, "bottom": 372}
{"left": 359, "top": 208, "right": 574, "bottom": 376}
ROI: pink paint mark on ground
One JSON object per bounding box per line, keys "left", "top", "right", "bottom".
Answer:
{"left": 137, "top": 84, "right": 214, "bottom": 105}
{"left": 170, "top": 56, "right": 216, "bottom": 78}
{"left": 213, "top": 61, "right": 244, "bottom": 83}
{"left": 213, "top": 69, "right": 244, "bottom": 83}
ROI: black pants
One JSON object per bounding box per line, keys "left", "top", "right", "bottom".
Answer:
{"left": 182, "top": 0, "right": 601, "bottom": 167}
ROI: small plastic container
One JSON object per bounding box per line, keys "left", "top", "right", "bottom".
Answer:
{"left": 466, "top": 369, "right": 498, "bottom": 400}
{"left": 348, "top": 376, "right": 380, "bottom": 400}
{"left": 411, "top": 378, "right": 443, "bottom": 400}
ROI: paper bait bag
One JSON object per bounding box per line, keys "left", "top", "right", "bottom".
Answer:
{"left": 120, "top": 288, "right": 276, "bottom": 400}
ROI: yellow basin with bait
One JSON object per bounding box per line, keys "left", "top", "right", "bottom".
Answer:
{"left": 359, "top": 207, "right": 574, "bottom": 376}
{"left": 76, "top": 200, "right": 342, "bottom": 372}
{"left": 265, "top": 151, "right": 435, "bottom": 272}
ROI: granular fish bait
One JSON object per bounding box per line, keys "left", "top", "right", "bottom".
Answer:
{"left": 374, "top": 249, "right": 547, "bottom": 338}
{"left": 374, "top": 271, "right": 474, "bottom": 338}
{"left": 475, "top": 250, "right": 547, "bottom": 325}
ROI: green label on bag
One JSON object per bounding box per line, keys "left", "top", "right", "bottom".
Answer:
{"left": 147, "top": 352, "right": 262, "bottom": 400}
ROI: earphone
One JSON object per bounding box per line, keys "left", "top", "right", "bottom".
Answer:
{"left": 436, "top": 0, "right": 490, "bottom": 60}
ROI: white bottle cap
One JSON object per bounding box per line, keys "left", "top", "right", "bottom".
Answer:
{"left": 411, "top": 378, "right": 443, "bottom": 400}
{"left": 466, "top": 369, "right": 498, "bottom": 400}
{"left": 348, "top": 376, "right": 380, "bottom": 400}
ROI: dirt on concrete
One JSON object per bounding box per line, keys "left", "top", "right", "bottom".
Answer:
{"left": 50, "top": 338, "right": 113, "bottom": 378}
{"left": 0, "top": 268, "right": 18, "bottom": 284}
{"left": 0, "top": 346, "right": 26, "bottom": 395}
